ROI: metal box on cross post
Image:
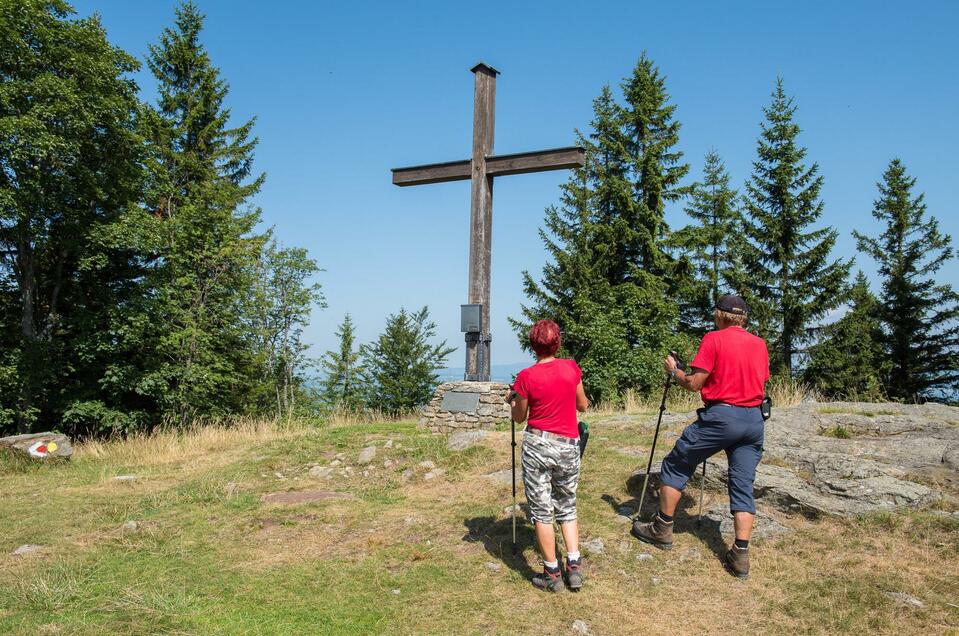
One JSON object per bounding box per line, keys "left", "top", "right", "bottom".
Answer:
{"left": 461, "top": 304, "right": 482, "bottom": 334}
{"left": 460, "top": 304, "right": 488, "bottom": 382}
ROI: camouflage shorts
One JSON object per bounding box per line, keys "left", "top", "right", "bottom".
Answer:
{"left": 521, "top": 431, "right": 581, "bottom": 524}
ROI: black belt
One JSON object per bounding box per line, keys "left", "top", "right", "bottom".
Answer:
{"left": 704, "top": 401, "right": 760, "bottom": 409}
{"left": 524, "top": 426, "right": 579, "bottom": 446}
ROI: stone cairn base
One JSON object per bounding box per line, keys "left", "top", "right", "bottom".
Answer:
{"left": 420, "top": 381, "right": 512, "bottom": 433}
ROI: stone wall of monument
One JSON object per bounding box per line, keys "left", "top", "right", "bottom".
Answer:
{"left": 419, "top": 381, "right": 512, "bottom": 433}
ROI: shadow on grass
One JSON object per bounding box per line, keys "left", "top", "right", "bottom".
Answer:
{"left": 462, "top": 513, "right": 537, "bottom": 579}
{"left": 603, "top": 483, "right": 729, "bottom": 563}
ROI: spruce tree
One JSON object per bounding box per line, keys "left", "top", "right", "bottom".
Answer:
{"left": 319, "top": 314, "right": 364, "bottom": 411}
{"left": 620, "top": 53, "right": 691, "bottom": 279}
{"left": 854, "top": 159, "right": 959, "bottom": 400}
{"left": 671, "top": 150, "right": 741, "bottom": 333}
{"left": 359, "top": 307, "right": 454, "bottom": 414}
{"left": 803, "top": 272, "right": 886, "bottom": 398}
{"left": 134, "top": 1, "right": 267, "bottom": 425}
{"left": 514, "top": 55, "right": 688, "bottom": 401}
{"left": 739, "top": 78, "right": 850, "bottom": 376}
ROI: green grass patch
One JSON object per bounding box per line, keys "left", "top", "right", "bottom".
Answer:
{"left": 821, "top": 424, "right": 852, "bottom": 439}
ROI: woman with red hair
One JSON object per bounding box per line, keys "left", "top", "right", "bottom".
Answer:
{"left": 509, "top": 319, "right": 589, "bottom": 592}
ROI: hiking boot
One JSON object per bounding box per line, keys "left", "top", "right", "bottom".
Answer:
{"left": 724, "top": 545, "right": 750, "bottom": 579}
{"left": 565, "top": 557, "right": 584, "bottom": 591}
{"left": 631, "top": 513, "right": 674, "bottom": 551}
{"left": 532, "top": 565, "right": 565, "bottom": 593}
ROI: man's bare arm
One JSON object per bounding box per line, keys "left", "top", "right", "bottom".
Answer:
{"left": 665, "top": 355, "right": 709, "bottom": 392}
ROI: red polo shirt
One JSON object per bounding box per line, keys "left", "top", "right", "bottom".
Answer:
{"left": 513, "top": 358, "right": 581, "bottom": 439}
{"left": 690, "top": 326, "right": 770, "bottom": 407}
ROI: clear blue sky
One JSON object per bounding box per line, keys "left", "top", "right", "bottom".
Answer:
{"left": 73, "top": 0, "right": 958, "bottom": 369}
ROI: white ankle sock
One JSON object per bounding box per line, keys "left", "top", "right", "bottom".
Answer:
{"left": 543, "top": 559, "right": 559, "bottom": 569}
{"left": 567, "top": 551, "right": 581, "bottom": 561}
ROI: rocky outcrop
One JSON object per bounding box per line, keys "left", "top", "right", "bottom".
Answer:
{"left": 627, "top": 402, "right": 958, "bottom": 517}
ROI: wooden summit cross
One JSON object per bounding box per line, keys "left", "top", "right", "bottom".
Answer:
{"left": 391, "top": 63, "right": 584, "bottom": 382}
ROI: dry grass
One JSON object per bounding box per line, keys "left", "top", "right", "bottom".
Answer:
{"left": 78, "top": 417, "right": 302, "bottom": 466}
{"left": 767, "top": 375, "right": 819, "bottom": 407}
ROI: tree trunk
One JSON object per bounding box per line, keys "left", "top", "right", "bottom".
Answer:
{"left": 16, "top": 240, "right": 37, "bottom": 433}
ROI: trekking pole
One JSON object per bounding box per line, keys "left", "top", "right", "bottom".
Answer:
{"left": 510, "top": 413, "right": 518, "bottom": 555}
{"left": 698, "top": 462, "right": 706, "bottom": 524}
{"left": 633, "top": 351, "right": 686, "bottom": 522}
{"left": 633, "top": 377, "right": 670, "bottom": 521}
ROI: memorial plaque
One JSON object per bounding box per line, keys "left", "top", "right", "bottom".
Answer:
{"left": 440, "top": 391, "right": 481, "bottom": 413}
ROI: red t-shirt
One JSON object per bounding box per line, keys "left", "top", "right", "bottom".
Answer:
{"left": 513, "top": 358, "right": 581, "bottom": 439}
{"left": 690, "top": 326, "right": 770, "bottom": 407}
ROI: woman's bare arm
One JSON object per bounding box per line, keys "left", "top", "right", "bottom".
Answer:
{"left": 575, "top": 381, "right": 589, "bottom": 412}
{"left": 510, "top": 395, "right": 529, "bottom": 423}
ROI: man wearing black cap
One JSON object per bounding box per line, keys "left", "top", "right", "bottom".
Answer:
{"left": 632, "top": 295, "right": 769, "bottom": 579}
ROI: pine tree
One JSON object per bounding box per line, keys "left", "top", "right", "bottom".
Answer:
{"left": 319, "top": 314, "right": 364, "bottom": 411}
{"left": 802, "top": 272, "right": 886, "bottom": 398}
{"left": 360, "top": 307, "right": 454, "bottom": 414}
{"left": 0, "top": 0, "right": 142, "bottom": 434}
{"left": 854, "top": 159, "right": 959, "bottom": 400}
{"left": 134, "top": 1, "right": 268, "bottom": 426}
{"left": 671, "top": 150, "right": 741, "bottom": 333}
{"left": 514, "top": 56, "right": 689, "bottom": 402}
{"left": 739, "top": 78, "right": 850, "bottom": 376}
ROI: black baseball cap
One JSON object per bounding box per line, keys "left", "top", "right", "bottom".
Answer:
{"left": 716, "top": 294, "right": 749, "bottom": 315}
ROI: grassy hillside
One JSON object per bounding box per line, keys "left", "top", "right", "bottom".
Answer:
{"left": 1, "top": 412, "right": 957, "bottom": 635}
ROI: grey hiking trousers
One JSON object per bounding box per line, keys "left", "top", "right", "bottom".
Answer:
{"left": 521, "top": 430, "right": 581, "bottom": 524}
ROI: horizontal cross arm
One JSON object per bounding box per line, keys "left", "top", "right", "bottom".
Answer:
{"left": 392, "top": 159, "right": 471, "bottom": 186}
{"left": 485, "top": 146, "right": 585, "bottom": 177}
{"left": 391, "top": 146, "right": 585, "bottom": 187}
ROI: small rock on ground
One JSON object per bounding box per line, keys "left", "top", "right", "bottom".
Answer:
{"left": 423, "top": 469, "right": 446, "bottom": 480}
{"left": 571, "top": 619, "right": 590, "bottom": 634}
{"left": 678, "top": 547, "right": 702, "bottom": 562}
{"left": 885, "top": 591, "right": 924, "bottom": 609}
{"left": 636, "top": 552, "right": 654, "bottom": 562}
{"left": 11, "top": 544, "right": 41, "bottom": 556}
{"left": 309, "top": 466, "right": 333, "bottom": 479}
{"left": 701, "top": 506, "right": 793, "bottom": 540}
{"left": 418, "top": 460, "right": 436, "bottom": 470}
{"left": 357, "top": 446, "right": 377, "bottom": 465}
{"left": 650, "top": 576, "right": 662, "bottom": 586}
{"left": 120, "top": 521, "right": 139, "bottom": 533}
{"left": 448, "top": 430, "right": 487, "bottom": 451}
{"left": 113, "top": 475, "right": 136, "bottom": 482}
{"left": 485, "top": 561, "right": 502, "bottom": 572}
{"left": 485, "top": 469, "right": 521, "bottom": 485}
{"left": 581, "top": 537, "right": 605, "bottom": 555}
{"left": 401, "top": 468, "right": 414, "bottom": 479}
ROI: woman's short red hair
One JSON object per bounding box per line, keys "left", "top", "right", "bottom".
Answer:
{"left": 529, "top": 320, "right": 562, "bottom": 357}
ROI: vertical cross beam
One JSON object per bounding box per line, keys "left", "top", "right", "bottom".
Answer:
{"left": 466, "top": 63, "right": 498, "bottom": 382}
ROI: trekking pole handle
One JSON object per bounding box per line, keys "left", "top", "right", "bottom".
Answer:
{"left": 669, "top": 350, "right": 687, "bottom": 372}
